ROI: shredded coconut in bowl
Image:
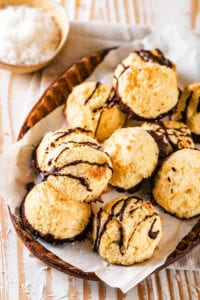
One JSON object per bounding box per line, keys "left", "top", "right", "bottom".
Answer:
{"left": 0, "top": 5, "right": 61, "bottom": 66}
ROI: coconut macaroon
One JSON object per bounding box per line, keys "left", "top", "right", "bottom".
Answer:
{"left": 64, "top": 82, "right": 126, "bottom": 142}
{"left": 142, "top": 120, "right": 194, "bottom": 157}
{"left": 103, "top": 127, "right": 159, "bottom": 191}
{"left": 152, "top": 148, "right": 200, "bottom": 219}
{"left": 92, "top": 196, "right": 162, "bottom": 265}
{"left": 34, "top": 127, "right": 95, "bottom": 173}
{"left": 20, "top": 181, "right": 92, "bottom": 243}
{"left": 171, "top": 82, "right": 200, "bottom": 140}
{"left": 34, "top": 127, "right": 113, "bottom": 203}
{"left": 114, "top": 49, "right": 178, "bottom": 119}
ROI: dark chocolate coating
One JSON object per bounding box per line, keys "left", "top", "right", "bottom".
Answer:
{"left": 20, "top": 196, "right": 93, "bottom": 244}
{"left": 135, "top": 49, "right": 173, "bottom": 68}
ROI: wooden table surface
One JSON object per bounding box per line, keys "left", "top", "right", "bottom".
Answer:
{"left": 0, "top": 0, "right": 200, "bottom": 299}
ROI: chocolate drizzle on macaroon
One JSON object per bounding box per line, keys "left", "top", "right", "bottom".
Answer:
{"left": 148, "top": 218, "right": 160, "bottom": 239}
{"left": 47, "top": 142, "right": 111, "bottom": 166}
{"left": 117, "top": 63, "right": 131, "bottom": 78}
{"left": 93, "top": 196, "right": 160, "bottom": 256}
{"left": 181, "top": 91, "right": 193, "bottom": 123}
{"left": 32, "top": 127, "right": 113, "bottom": 204}
{"left": 84, "top": 82, "right": 101, "bottom": 105}
{"left": 143, "top": 120, "right": 194, "bottom": 158}
{"left": 135, "top": 49, "right": 173, "bottom": 68}
{"left": 53, "top": 127, "right": 92, "bottom": 142}
{"left": 92, "top": 87, "right": 116, "bottom": 112}
{"left": 171, "top": 83, "right": 200, "bottom": 140}
{"left": 43, "top": 159, "right": 113, "bottom": 192}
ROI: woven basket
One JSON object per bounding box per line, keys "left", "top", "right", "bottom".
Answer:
{"left": 10, "top": 48, "right": 200, "bottom": 281}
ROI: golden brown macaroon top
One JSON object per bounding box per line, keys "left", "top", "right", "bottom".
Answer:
{"left": 21, "top": 181, "right": 92, "bottom": 243}
{"left": 153, "top": 148, "right": 200, "bottom": 219}
{"left": 114, "top": 49, "right": 178, "bottom": 119}
{"left": 92, "top": 196, "right": 162, "bottom": 265}
{"left": 104, "top": 127, "right": 159, "bottom": 191}
{"left": 65, "top": 82, "right": 126, "bottom": 142}
{"left": 34, "top": 127, "right": 113, "bottom": 203}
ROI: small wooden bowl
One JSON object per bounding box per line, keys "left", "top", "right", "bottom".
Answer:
{"left": 0, "top": 0, "right": 70, "bottom": 74}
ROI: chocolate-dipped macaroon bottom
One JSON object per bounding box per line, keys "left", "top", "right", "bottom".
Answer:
{"left": 20, "top": 181, "right": 93, "bottom": 244}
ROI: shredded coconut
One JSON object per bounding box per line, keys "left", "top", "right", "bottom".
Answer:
{"left": 0, "top": 5, "right": 61, "bottom": 66}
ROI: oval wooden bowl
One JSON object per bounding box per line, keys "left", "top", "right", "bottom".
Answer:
{"left": 10, "top": 48, "right": 200, "bottom": 281}
{"left": 0, "top": 0, "right": 69, "bottom": 74}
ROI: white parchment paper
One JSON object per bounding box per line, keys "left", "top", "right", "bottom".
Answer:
{"left": 0, "top": 26, "right": 199, "bottom": 292}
